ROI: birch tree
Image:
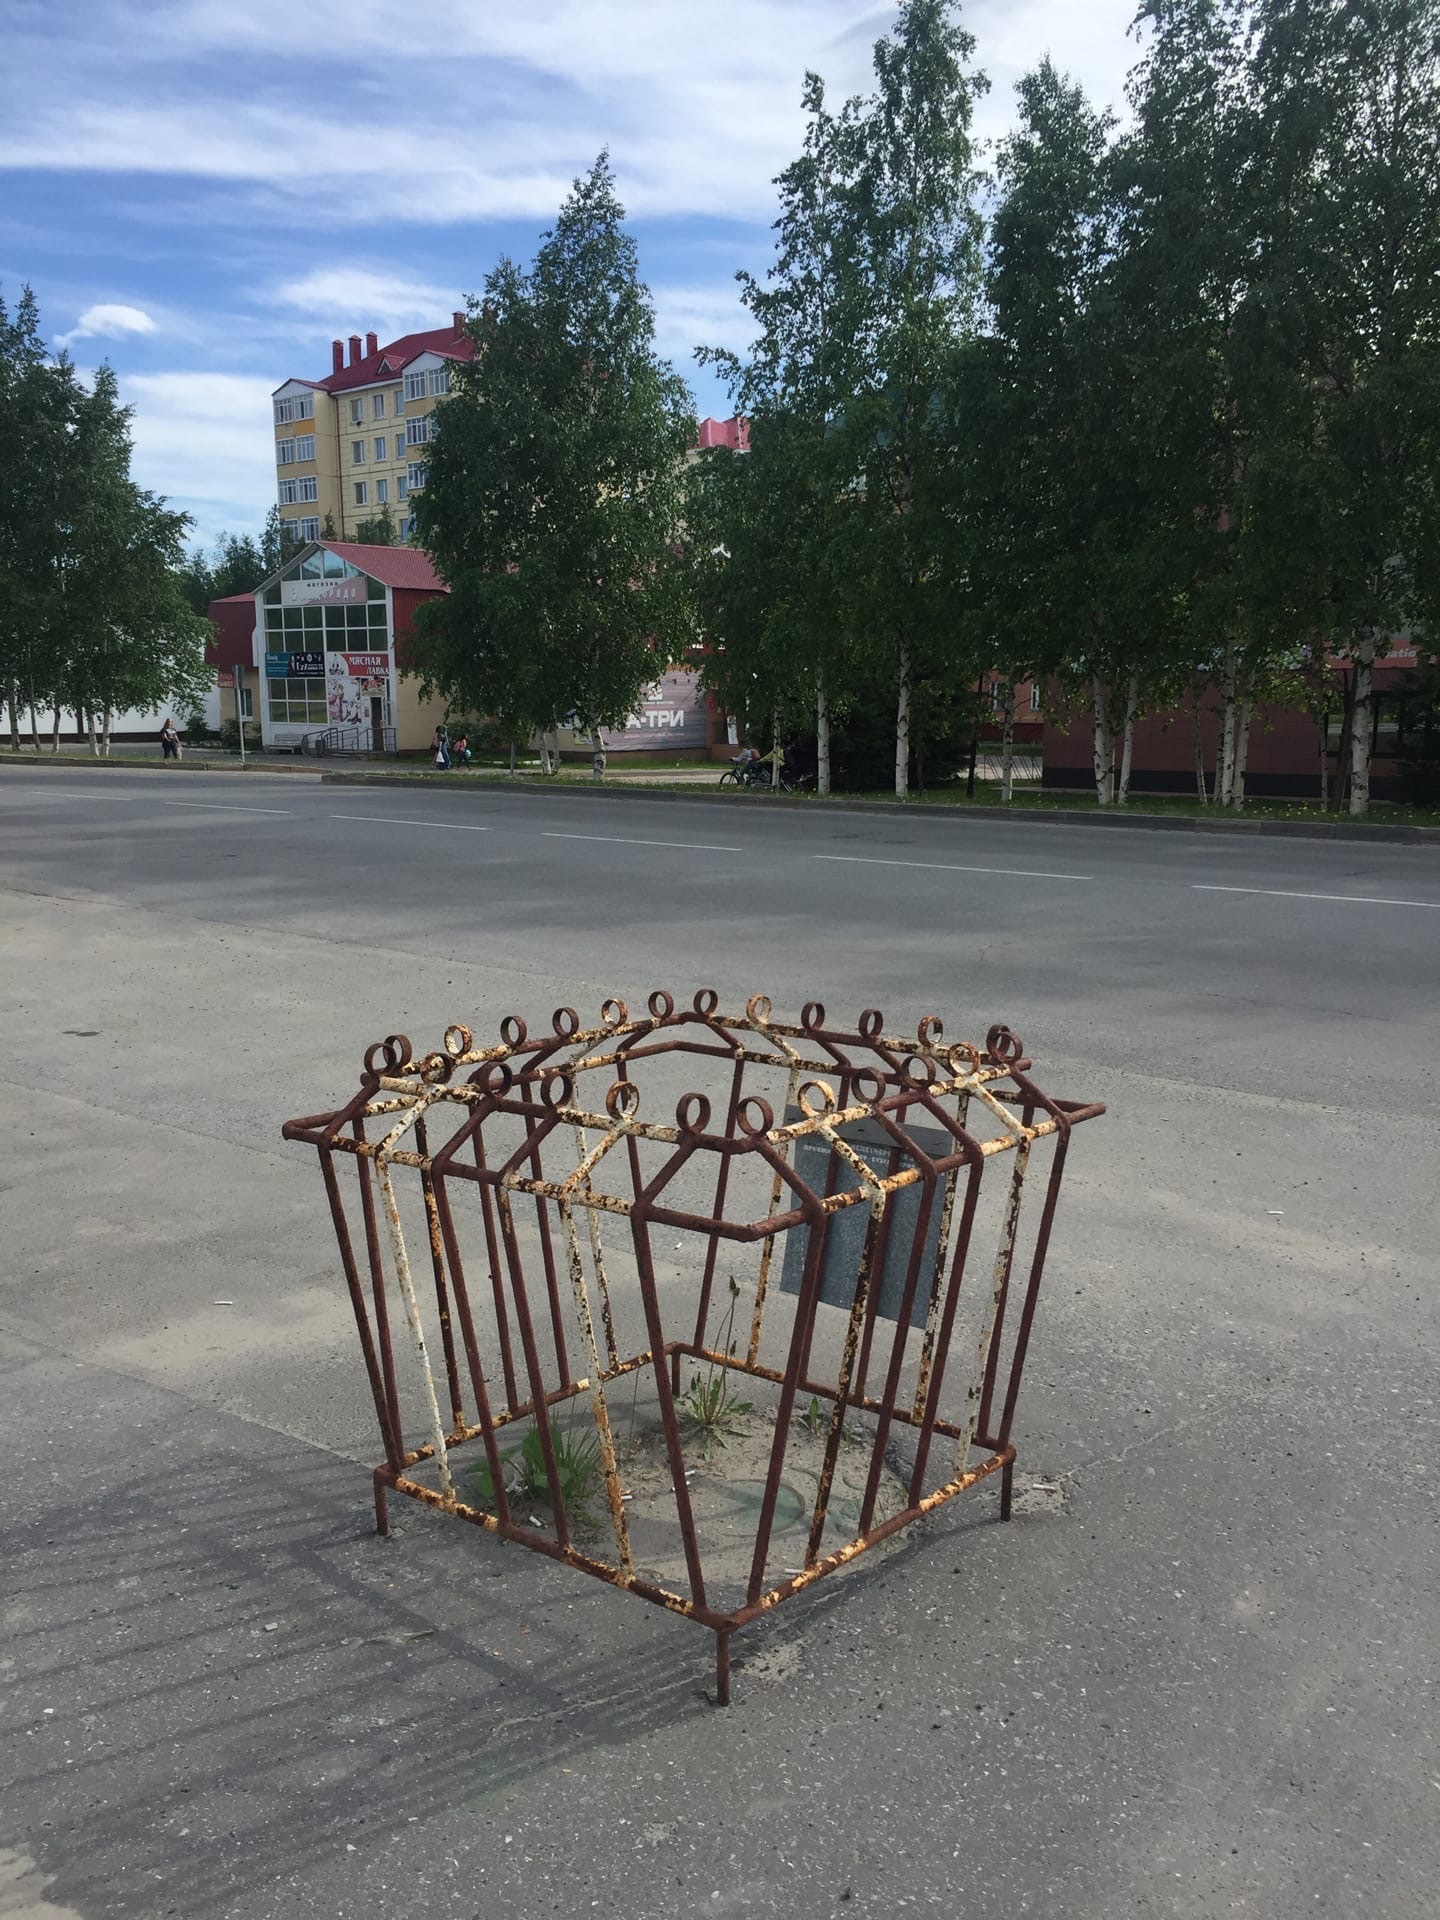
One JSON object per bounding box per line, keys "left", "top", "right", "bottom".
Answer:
{"left": 411, "top": 155, "right": 696, "bottom": 773}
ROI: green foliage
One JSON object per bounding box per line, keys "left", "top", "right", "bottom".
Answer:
{"left": 0, "top": 287, "right": 210, "bottom": 742}
{"left": 677, "top": 1370, "right": 754, "bottom": 1459}
{"left": 469, "top": 1421, "right": 604, "bottom": 1522}
{"left": 353, "top": 504, "right": 397, "bottom": 546}
{"left": 411, "top": 154, "right": 696, "bottom": 756}
{"left": 178, "top": 530, "right": 266, "bottom": 615}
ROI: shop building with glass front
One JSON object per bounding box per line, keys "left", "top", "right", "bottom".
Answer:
{"left": 241, "top": 540, "right": 450, "bottom": 753}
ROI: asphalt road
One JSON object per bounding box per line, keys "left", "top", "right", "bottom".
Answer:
{"left": 2, "top": 764, "right": 1437, "bottom": 1920}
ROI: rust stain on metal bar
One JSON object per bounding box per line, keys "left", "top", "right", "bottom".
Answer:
{"left": 284, "top": 995, "right": 1103, "bottom": 1702}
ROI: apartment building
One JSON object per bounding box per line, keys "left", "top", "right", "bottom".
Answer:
{"left": 270, "top": 317, "right": 477, "bottom": 545}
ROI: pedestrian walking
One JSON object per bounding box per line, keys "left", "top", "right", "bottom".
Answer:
{"left": 431, "top": 725, "right": 451, "bottom": 770}
{"left": 159, "top": 718, "right": 180, "bottom": 761}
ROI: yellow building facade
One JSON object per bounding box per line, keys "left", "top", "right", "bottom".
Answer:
{"left": 271, "top": 318, "right": 475, "bottom": 547}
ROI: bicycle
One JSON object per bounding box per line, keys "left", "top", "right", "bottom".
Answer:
{"left": 719, "top": 755, "right": 813, "bottom": 796}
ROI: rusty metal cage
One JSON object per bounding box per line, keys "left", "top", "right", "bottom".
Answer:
{"left": 283, "top": 993, "right": 1103, "bottom": 1702}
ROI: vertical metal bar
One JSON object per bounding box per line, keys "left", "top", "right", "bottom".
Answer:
{"left": 630, "top": 1211, "right": 709, "bottom": 1611}
{"left": 527, "top": 1147, "right": 573, "bottom": 1387}
{"left": 559, "top": 1195, "right": 635, "bottom": 1578}
{"left": 857, "top": 1168, "right": 940, "bottom": 1534}
{"left": 746, "top": 1058, "right": 802, "bottom": 1365}
{"left": 416, "top": 1116, "right": 464, "bottom": 1434}
{"left": 471, "top": 1124, "right": 520, "bottom": 1409}
{"left": 376, "top": 1156, "right": 455, "bottom": 1499}
{"left": 691, "top": 1053, "right": 747, "bottom": 1355}
{"left": 495, "top": 1187, "right": 572, "bottom": 1549}
{"left": 955, "top": 1142, "right": 1030, "bottom": 1472}
{"left": 906, "top": 1156, "right": 985, "bottom": 1504}
{"left": 992, "top": 1133, "right": 1071, "bottom": 1448}
{"left": 353, "top": 1117, "right": 405, "bottom": 1463}
{"left": 319, "top": 1143, "right": 401, "bottom": 1469}
{"left": 803, "top": 1192, "right": 886, "bottom": 1566}
{"left": 746, "top": 1186, "right": 828, "bottom": 1603}
{"left": 430, "top": 1171, "right": 513, "bottom": 1528}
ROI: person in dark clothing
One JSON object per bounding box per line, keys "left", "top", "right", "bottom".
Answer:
{"left": 159, "top": 719, "right": 180, "bottom": 760}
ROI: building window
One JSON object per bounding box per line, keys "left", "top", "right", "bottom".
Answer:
{"left": 1029, "top": 682, "right": 1042, "bottom": 713}
{"left": 277, "top": 478, "right": 298, "bottom": 505}
{"left": 350, "top": 397, "right": 364, "bottom": 425}
{"left": 403, "top": 369, "right": 427, "bottom": 401}
{"left": 354, "top": 481, "right": 368, "bottom": 506}
{"left": 405, "top": 415, "right": 430, "bottom": 446}
{"left": 393, "top": 387, "right": 404, "bottom": 415}
{"left": 276, "top": 437, "right": 296, "bottom": 465}
{"left": 397, "top": 474, "right": 409, "bottom": 501}
{"left": 239, "top": 687, "right": 254, "bottom": 720}
{"left": 298, "top": 475, "right": 318, "bottom": 502}
{"left": 428, "top": 366, "right": 450, "bottom": 396}
{"left": 351, "top": 439, "right": 366, "bottom": 464}
{"left": 296, "top": 516, "right": 320, "bottom": 543}
{"left": 376, "top": 478, "right": 388, "bottom": 504}
{"left": 374, "top": 436, "right": 386, "bottom": 462}
{"left": 274, "top": 398, "right": 295, "bottom": 424}
{"left": 406, "top": 461, "right": 426, "bottom": 489}
{"left": 296, "top": 434, "right": 316, "bottom": 461}
{"left": 295, "top": 394, "right": 313, "bottom": 421}
{"left": 372, "top": 392, "right": 385, "bottom": 418}
{"left": 399, "top": 517, "right": 413, "bottom": 540}
{"left": 268, "top": 677, "right": 328, "bottom": 725}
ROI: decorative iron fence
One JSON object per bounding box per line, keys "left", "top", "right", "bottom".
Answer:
{"left": 284, "top": 993, "right": 1103, "bottom": 1701}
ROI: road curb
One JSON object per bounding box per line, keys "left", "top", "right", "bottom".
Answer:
{"left": 0, "top": 754, "right": 320, "bottom": 778}
{"left": 318, "top": 772, "right": 1440, "bottom": 844}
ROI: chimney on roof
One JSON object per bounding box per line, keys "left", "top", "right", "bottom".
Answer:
{"left": 366, "top": 330, "right": 378, "bottom": 358}
{"left": 348, "top": 333, "right": 362, "bottom": 366}
{"left": 453, "top": 309, "right": 465, "bottom": 333}
{"left": 332, "top": 339, "right": 344, "bottom": 374}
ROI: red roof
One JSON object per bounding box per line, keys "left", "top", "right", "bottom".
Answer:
{"left": 322, "top": 541, "right": 447, "bottom": 591}
{"left": 321, "top": 325, "right": 476, "bottom": 394}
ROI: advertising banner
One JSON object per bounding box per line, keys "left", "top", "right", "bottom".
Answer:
{"left": 265, "top": 655, "right": 289, "bottom": 678}
{"left": 289, "top": 651, "right": 324, "bottom": 676}
{"left": 281, "top": 577, "right": 369, "bottom": 607}
{"left": 327, "top": 653, "right": 390, "bottom": 727}
{"left": 599, "top": 670, "right": 709, "bottom": 752}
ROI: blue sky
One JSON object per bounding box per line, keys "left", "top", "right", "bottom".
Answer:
{"left": 1, "top": 0, "right": 1139, "bottom": 553}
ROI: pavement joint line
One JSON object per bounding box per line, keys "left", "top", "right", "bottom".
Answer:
{"left": 1194, "top": 884, "right": 1440, "bottom": 909}
{"left": 542, "top": 830, "right": 743, "bottom": 851}
{"left": 161, "top": 800, "right": 293, "bottom": 815}
{"left": 329, "top": 812, "right": 492, "bottom": 831}
{"left": 815, "top": 853, "right": 1091, "bottom": 881}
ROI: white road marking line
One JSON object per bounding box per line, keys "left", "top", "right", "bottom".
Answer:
{"left": 329, "top": 813, "right": 491, "bottom": 831}
{"left": 814, "top": 853, "right": 1090, "bottom": 881}
{"left": 1194, "top": 884, "right": 1440, "bottom": 910}
{"left": 162, "top": 800, "right": 292, "bottom": 815}
{"left": 542, "top": 831, "right": 742, "bottom": 852}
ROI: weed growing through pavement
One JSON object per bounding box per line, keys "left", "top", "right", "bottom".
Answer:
{"left": 678, "top": 1276, "right": 753, "bottom": 1458}
{"left": 469, "top": 1419, "right": 604, "bottom": 1524}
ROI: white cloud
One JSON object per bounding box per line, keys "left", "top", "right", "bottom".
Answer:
{"left": 1, "top": 1, "right": 1142, "bottom": 226}
{"left": 116, "top": 372, "right": 276, "bottom": 548}
{"left": 273, "top": 268, "right": 460, "bottom": 339}
{"left": 651, "top": 281, "right": 755, "bottom": 378}
{"left": 57, "top": 302, "right": 157, "bottom": 346}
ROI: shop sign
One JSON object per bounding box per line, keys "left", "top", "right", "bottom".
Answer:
{"left": 600, "top": 670, "right": 708, "bottom": 751}
{"left": 265, "top": 654, "right": 290, "bottom": 678}
{"left": 281, "top": 576, "right": 369, "bottom": 607}
{"left": 342, "top": 652, "right": 389, "bottom": 676}
{"left": 289, "top": 651, "right": 324, "bottom": 676}
{"left": 215, "top": 669, "right": 234, "bottom": 689}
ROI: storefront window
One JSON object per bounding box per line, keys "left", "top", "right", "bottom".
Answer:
{"left": 268, "top": 677, "right": 329, "bottom": 725}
